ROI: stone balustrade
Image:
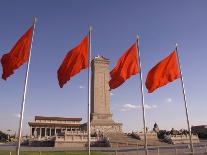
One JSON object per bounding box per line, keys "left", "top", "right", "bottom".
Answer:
{"left": 164, "top": 134, "right": 200, "bottom": 144}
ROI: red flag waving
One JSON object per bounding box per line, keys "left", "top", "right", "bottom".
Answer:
{"left": 1, "top": 26, "right": 33, "bottom": 80}
{"left": 109, "top": 43, "right": 139, "bottom": 90}
{"left": 145, "top": 50, "right": 180, "bottom": 93}
{"left": 57, "top": 35, "right": 89, "bottom": 88}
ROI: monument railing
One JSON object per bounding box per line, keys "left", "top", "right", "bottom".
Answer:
{"left": 63, "top": 130, "right": 88, "bottom": 135}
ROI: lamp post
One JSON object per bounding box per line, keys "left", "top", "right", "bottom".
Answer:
{"left": 7, "top": 129, "right": 12, "bottom": 142}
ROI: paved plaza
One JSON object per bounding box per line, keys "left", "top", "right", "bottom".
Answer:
{"left": 1, "top": 142, "right": 207, "bottom": 155}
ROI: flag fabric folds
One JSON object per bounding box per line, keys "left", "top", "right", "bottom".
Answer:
{"left": 57, "top": 35, "right": 89, "bottom": 88}
{"left": 145, "top": 50, "right": 180, "bottom": 93}
{"left": 1, "top": 26, "right": 33, "bottom": 80}
{"left": 109, "top": 43, "right": 139, "bottom": 90}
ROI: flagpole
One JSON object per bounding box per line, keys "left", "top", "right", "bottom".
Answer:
{"left": 87, "top": 26, "right": 92, "bottom": 155}
{"left": 16, "top": 17, "right": 37, "bottom": 155}
{"left": 175, "top": 43, "right": 194, "bottom": 153}
{"left": 136, "top": 35, "right": 148, "bottom": 155}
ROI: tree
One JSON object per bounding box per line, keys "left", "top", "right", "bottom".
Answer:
{"left": 0, "top": 131, "right": 8, "bottom": 142}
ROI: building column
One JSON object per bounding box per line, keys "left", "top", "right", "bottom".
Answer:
{"left": 50, "top": 128, "right": 51, "bottom": 136}
{"left": 34, "top": 127, "right": 37, "bottom": 138}
{"left": 30, "top": 127, "right": 32, "bottom": 137}
{"left": 45, "top": 128, "right": 46, "bottom": 137}
{"left": 40, "top": 127, "right": 42, "bottom": 138}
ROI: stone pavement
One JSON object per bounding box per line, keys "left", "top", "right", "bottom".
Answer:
{"left": 1, "top": 143, "right": 207, "bottom": 155}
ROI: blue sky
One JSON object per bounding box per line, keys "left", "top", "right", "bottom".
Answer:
{"left": 0, "top": 0, "right": 207, "bottom": 135}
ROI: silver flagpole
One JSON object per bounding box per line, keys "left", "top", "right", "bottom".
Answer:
{"left": 16, "top": 17, "right": 37, "bottom": 155}
{"left": 175, "top": 43, "right": 194, "bottom": 153}
{"left": 87, "top": 26, "right": 92, "bottom": 155}
{"left": 136, "top": 35, "right": 148, "bottom": 155}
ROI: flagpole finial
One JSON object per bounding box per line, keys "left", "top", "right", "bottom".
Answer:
{"left": 176, "top": 43, "right": 179, "bottom": 48}
{"left": 33, "top": 16, "right": 37, "bottom": 24}
{"left": 136, "top": 35, "right": 140, "bottom": 47}
{"left": 89, "top": 26, "right": 93, "bottom": 32}
{"left": 137, "top": 35, "right": 140, "bottom": 41}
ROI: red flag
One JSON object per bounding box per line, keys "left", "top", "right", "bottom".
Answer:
{"left": 1, "top": 26, "right": 33, "bottom": 80}
{"left": 145, "top": 50, "right": 180, "bottom": 93}
{"left": 109, "top": 43, "right": 139, "bottom": 90}
{"left": 57, "top": 35, "right": 89, "bottom": 88}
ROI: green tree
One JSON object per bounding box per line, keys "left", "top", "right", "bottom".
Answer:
{"left": 0, "top": 131, "right": 7, "bottom": 142}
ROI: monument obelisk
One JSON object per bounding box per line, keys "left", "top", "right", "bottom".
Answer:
{"left": 90, "top": 55, "right": 122, "bottom": 134}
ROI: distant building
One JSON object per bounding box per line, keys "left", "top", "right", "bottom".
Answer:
{"left": 192, "top": 125, "right": 207, "bottom": 138}
{"left": 28, "top": 116, "right": 83, "bottom": 139}
{"left": 28, "top": 116, "right": 100, "bottom": 147}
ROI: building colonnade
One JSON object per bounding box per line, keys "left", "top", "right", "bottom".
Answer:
{"left": 30, "top": 126, "right": 81, "bottom": 138}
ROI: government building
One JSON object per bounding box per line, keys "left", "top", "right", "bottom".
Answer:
{"left": 28, "top": 116, "right": 83, "bottom": 139}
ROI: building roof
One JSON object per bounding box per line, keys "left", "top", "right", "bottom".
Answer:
{"left": 35, "top": 116, "right": 82, "bottom": 121}
{"left": 192, "top": 125, "right": 207, "bottom": 128}
{"left": 28, "top": 122, "right": 81, "bottom": 127}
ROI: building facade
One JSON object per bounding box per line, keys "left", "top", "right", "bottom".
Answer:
{"left": 192, "top": 125, "right": 207, "bottom": 138}
{"left": 28, "top": 116, "right": 82, "bottom": 139}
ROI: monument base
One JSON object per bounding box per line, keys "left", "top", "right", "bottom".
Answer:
{"left": 90, "top": 113, "right": 122, "bottom": 134}
{"left": 90, "top": 121, "right": 122, "bottom": 134}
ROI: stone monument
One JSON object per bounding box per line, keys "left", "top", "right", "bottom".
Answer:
{"left": 153, "top": 122, "right": 160, "bottom": 133}
{"left": 90, "top": 56, "right": 122, "bottom": 134}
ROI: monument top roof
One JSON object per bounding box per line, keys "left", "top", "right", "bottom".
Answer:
{"left": 92, "top": 55, "right": 110, "bottom": 64}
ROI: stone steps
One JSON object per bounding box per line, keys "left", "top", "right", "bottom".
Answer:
{"left": 106, "top": 132, "right": 166, "bottom": 147}
{"left": 106, "top": 133, "right": 140, "bottom": 147}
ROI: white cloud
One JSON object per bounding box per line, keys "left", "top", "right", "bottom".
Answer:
{"left": 152, "top": 105, "right": 157, "bottom": 108}
{"left": 120, "top": 108, "right": 127, "bottom": 112}
{"left": 110, "top": 92, "right": 114, "bottom": 96}
{"left": 121, "top": 103, "right": 157, "bottom": 112}
{"left": 13, "top": 113, "right": 21, "bottom": 118}
{"left": 123, "top": 104, "right": 138, "bottom": 109}
{"left": 165, "top": 98, "right": 172, "bottom": 103}
{"left": 144, "top": 104, "right": 157, "bottom": 109}
{"left": 79, "top": 85, "right": 85, "bottom": 89}
{"left": 144, "top": 104, "right": 152, "bottom": 109}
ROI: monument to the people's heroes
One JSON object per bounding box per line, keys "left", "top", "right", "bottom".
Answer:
{"left": 90, "top": 55, "right": 122, "bottom": 134}
{"left": 28, "top": 55, "right": 124, "bottom": 147}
